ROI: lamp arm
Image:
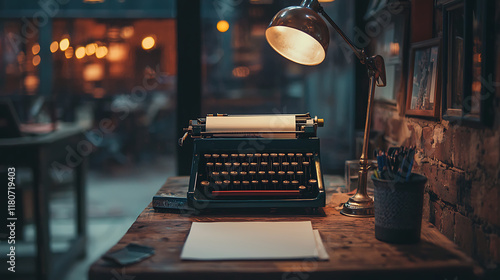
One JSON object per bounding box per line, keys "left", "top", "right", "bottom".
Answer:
{"left": 316, "top": 5, "right": 387, "bottom": 87}
{"left": 316, "top": 6, "right": 365, "bottom": 63}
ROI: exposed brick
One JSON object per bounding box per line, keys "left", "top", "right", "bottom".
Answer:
{"left": 422, "top": 192, "right": 430, "bottom": 221}
{"left": 430, "top": 200, "right": 442, "bottom": 228}
{"left": 471, "top": 182, "right": 500, "bottom": 227}
{"left": 452, "top": 128, "right": 473, "bottom": 170}
{"left": 482, "top": 131, "right": 500, "bottom": 176}
{"left": 474, "top": 226, "right": 489, "bottom": 263}
{"left": 441, "top": 206, "right": 455, "bottom": 241}
{"left": 434, "top": 127, "right": 453, "bottom": 164}
{"left": 455, "top": 213, "right": 474, "bottom": 256}
{"left": 490, "top": 234, "right": 500, "bottom": 263}
{"left": 422, "top": 126, "right": 434, "bottom": 156}
{"left": 437, "top": 168, "right": 462, "bottom": 205}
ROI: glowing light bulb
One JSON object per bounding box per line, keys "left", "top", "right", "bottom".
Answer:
{"left": 32, "top": 43, "right": 40, "bottom": 55}
{"left": 95, "top": 46, "right": 108, "bottom": 58}
{"left": 141, "top": 36, "right": 155, "bottom": 50}
{"left": 75, "top": 46, "right": 86, "bottom": 59}
{"left": 217, "top": 20, "right": 230, "bottom": 32}
{"left": 32, "top": 55, "right": 41, "bottom": 66}
{"left": 86, "top": 43, "right": 97, "bottom": 55}
{"left": 59, "top": 38, "right": 70, "bottom": 51}
{"left": 50, "top": 41, "right": 58, "bottom": 53}
{"left": 65, "top": 47, "right": 74, "bottom": 59}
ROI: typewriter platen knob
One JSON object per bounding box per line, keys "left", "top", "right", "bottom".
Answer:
{"left": 316, "top": 118, "right": 324, "bottom": 127}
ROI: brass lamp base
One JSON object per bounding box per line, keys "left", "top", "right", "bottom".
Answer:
{"left": 340, "top": 195, "right": 374, "bottom": 217}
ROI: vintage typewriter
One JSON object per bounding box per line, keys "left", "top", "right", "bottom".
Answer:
{"left": 179, "top": 113, "right": 325, "bottom": 210}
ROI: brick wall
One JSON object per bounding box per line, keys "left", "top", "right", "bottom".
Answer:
{"left": 370, "top": 35, "right": 500, "bottom": 268}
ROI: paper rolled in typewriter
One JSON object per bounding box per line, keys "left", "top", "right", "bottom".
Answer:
{"left": 206, "top": 115, "right": 296, "bottom": 138}
{"left": 179, "top": 113, "right": 323, "bottom": 145}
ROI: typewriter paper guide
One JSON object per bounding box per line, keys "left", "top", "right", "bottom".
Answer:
{"left": 205, "top": 115, "right": 296, "bottom": 138}
{"left": 180, "top": 221, "right": 320, "bottom": 260}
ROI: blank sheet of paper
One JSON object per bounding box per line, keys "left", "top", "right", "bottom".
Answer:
{"left": 181, "top": 221, "right": 319, "bottom": 260}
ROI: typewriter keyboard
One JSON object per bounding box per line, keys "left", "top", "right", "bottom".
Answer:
{"left": 196, "top": 152, "right": 320, "bottom": 199}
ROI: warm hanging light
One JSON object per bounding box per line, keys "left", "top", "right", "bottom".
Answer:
{"left": 217, "top": 20, "right": 230, "bottom": 33}
{"left": 32, "top": 55, "right": 41, "bottom": 66}
{"left": 32, "top": 43, "right": 40, "bottom": 55}
{"left": 59, "top": 38, "right": 70, "bottom": 51}
{"left": 95, "top": 46, "right": 108, "bottom": 58}
{"left": 65, "top": 47, "right": 74, "bottom": 59}
{"left": 50, "top": 41, "right": 59, "bottom": 53}
{"left": 75, "top": 46, "right": 86, "bottom": 59}
{"left": 141, "top": 36, "right": 155, "bottom": 50}
{"left": 86, "top": 43, "right": 97, "bottom": 55}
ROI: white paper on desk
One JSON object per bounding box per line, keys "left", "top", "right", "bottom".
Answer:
{"left": 180, "top": 221, "right": 319, "bottom": 260}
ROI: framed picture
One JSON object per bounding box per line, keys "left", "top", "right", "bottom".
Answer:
{"left": 405, "top": 38, "right": 441, "bottom": 118}
{"left": 441, "top": 0, "right": 495, "bottom": 127}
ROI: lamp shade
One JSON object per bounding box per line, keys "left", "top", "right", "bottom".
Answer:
{"left": 265, "top": 6, "right": 329, "bottom": 66}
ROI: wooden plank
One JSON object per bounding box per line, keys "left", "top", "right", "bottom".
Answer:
{"left": 89, "top": 176, "right": 476, "bottom": 280}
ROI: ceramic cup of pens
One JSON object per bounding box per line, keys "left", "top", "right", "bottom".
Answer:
{"left": 372, "top": 146, "right": 427, "bottom": 244}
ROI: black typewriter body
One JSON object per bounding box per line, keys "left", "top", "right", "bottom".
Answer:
{"left": 187, "top": 138, "right": 325, "bottom": 209}
{"left": 179, "top": 113, "right": 326, "bottom": 210}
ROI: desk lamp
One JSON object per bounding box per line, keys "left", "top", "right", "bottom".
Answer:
{"left": 266, "top": 0, "right": 386, "bottom": 217}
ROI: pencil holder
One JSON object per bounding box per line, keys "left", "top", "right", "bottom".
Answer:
{"left": 372, "top": 173, "right": 427, "bottom": 244}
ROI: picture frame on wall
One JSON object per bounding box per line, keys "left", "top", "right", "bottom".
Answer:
{"left": 405, "top": 38, "right": 441, "bottom": 118}
{"left": 441, "top": 0, "right": 495, "bottom": 127}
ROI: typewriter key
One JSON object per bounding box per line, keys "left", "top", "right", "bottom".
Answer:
{"left": 260, "top": 162, "right": 268, "bottom": 170}
{"left": 250, "top": 162, "right": 258, "bottom": 170}
{"left": 233, "top": 180, "right": 241, "bottom": 189}
{"left": 242, "top": 181, "right": 250, "bottom": 189}
{"left": 282, "top": 162, "right": 290, "bottom": 171}
{"left": 283, "top": 180, "right": 290, "bottom": 189}
{"left": 204, "top": 154, "right": 211, "bottom": 159}
{"left": 271, "top": 180, "right": 279, "bottom": 189}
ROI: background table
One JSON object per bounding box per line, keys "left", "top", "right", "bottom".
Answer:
{"left": 89, "top": 176, "right": 477, "bottom": 280}
{"left": 0, "top": 126, "right": 88, "bottom": 280}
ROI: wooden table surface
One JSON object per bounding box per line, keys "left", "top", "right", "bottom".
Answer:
{"left": 89, "top": 176, "right": 477, "bottom": 280}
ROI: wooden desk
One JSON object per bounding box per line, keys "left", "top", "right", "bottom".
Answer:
{"left": 0, "top": 126, "right": 88, "bottom": 280}
{"left": 89, "top": 176, "right": 476, "bottom": 280}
